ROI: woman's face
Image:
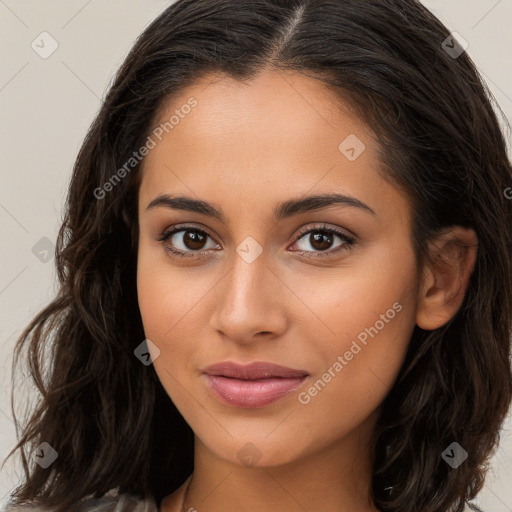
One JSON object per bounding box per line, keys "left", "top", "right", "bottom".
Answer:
{"left": 137, "top": 68, "right": 420, "bottom": 469}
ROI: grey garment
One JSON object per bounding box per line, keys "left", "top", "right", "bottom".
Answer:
{"left": 2, "top": 492, "right": 159, "bottom": 512}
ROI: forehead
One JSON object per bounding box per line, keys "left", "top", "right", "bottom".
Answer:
{"left": 138, "top": 68, "right": 410, "bottom": 227}
{"left": 148, "top": 68, "right": 368, "bottom": 159}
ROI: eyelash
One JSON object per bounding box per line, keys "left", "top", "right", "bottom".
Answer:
{"left": 156, "top": 223, "right": 356, "bottom": 260}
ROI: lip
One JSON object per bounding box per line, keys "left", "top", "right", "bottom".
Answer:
{"left": 202, "top": 361, "right": 309, "bottom": 409}
{"left": 203, "top": 361, "right": 309, "bottom": 379}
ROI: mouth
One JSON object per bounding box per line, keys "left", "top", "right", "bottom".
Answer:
{"left": 202, "top": 361, "right": 309, "bottom": 409}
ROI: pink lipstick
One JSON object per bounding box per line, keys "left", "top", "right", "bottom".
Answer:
{"left": 202, "top": 361, "right": 309, "bottom": 409}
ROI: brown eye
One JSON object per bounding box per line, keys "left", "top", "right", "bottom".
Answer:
{"left": 308, "top": 231, "right": 334, "bottom": 251}
{"left": 291, "top": 224, "right": 356, "bottom": 259}
{"left": 181, "top": 230, "right": 208, "bottom": 250}
{"left": 157, "top": 226, "right": 220, "bottom": 258}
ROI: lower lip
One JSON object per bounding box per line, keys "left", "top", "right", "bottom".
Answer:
{"left": 204, "top": 374, "right": 308, "bottom": 408}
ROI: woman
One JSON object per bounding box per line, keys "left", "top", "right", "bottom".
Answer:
{"left": 3, "top": 1, "right": 511, "bottom": 511}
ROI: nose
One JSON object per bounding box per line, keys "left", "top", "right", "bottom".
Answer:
{"left": 209, "top": 248, "right": 288, "bottom": 345}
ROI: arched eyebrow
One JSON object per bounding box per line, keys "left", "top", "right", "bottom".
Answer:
{"left": 145, "top": 192, "right": 376, "bottom": 220}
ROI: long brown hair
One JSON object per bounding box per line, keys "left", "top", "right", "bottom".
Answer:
{"left": 4, "top": 1, "right": 512, "bottom": 511}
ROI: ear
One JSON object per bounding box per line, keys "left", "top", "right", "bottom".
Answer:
{"left": 416, "top": 226, "right": 478, "bottom": 330}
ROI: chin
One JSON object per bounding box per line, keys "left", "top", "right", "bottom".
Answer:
{"left": 198, "top": 431, "right": 308, "bottom": 469}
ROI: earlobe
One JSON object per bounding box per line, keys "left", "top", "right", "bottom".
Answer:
{"left": 416, "top": 227, "right": 478, "bottom": 331}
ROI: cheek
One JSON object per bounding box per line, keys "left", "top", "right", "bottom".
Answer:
{"left": 288, "top": 246, "right": 417, "bottom": 348}
{"left": 136, "top": 256, "right": 199, "bottom": 403}
{"left": 296, "top": 299, "right": 415, "bottom": 443}
{"left": 136, "top": 250, "right": 218, "bottom": 381}
{"left": 137, "top": 255, "right": 174, "bottom": 339}
{"left": 295, "top": 246, "right": 418, "bottom": 400}
{"left": 137, "top": 246, "right": 201, "bottom": 340}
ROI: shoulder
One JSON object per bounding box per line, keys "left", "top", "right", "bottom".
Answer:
{"left": 2, "top": 491, "right": 158, "bottom": 512}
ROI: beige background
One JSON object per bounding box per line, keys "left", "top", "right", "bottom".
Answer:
{"left": 1, "top": 0, "right": 511, "bottom": 509}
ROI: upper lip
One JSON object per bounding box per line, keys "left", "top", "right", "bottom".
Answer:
{"left": 202, "top": 361, "right": 309, "bottom": 380}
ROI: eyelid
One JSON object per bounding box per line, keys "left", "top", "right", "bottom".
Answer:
{"left": 157, "top": 222, "right": 356, "bottom": 259}
{"left": 290, "top": 223, "right": 356, "bottom": 258}
{"left": 157, "top": 222, "right": 216, "bottom": 240}
{"left": 294, "top": 223, "right": 357, "bottom": 242}
{"left": 156, "top": 223, "right": 220, "bottom": 258}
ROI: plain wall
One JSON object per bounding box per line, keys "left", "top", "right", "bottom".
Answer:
{"left": 1, "top": 0, "right": 511, "bottom": 509}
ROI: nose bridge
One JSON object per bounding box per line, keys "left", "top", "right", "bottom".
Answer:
{"left": 211, "top": 242, "right": 286, "bottom": 340}
{"left": 221, "top": 246, "right": 272, "bottom": 317}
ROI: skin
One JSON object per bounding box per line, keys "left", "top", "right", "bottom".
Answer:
{"left": 136, "top": 68, "right": 477, "bottom": 512}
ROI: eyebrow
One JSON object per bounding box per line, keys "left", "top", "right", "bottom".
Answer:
{"left": 145, "top": 192, "right": 376, "bottom": 220}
